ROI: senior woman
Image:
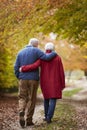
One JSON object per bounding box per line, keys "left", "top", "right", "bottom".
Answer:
{"left": 19, "top": 42, "right": 65, "bottom": 123}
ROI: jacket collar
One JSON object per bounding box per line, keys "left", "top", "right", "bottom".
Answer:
{"left": 26, "top": 45, "right": 32, "bottom": 47}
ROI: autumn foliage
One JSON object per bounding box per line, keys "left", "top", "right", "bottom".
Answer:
{"left": 0, "top": 0, "right": 87, "bottom": 89}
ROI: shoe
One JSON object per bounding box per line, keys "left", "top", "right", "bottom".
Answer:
{"left": 46, "top": 118, "right": 52, "bottom": 124}
{"left": 26, "top": 121, "right": 34, "bottom": 126}
{"left": 19, "top": 111, "right": 25, "bottom": 128}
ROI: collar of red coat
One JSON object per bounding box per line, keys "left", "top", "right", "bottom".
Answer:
{"left": 46, "top": 50, "right": 52, "bottom": 53}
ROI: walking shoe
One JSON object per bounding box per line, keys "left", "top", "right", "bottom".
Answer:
{"left": 19, "top": 111, "right": 25, "bottom": 128}
{"left": 46, "top": 118, "right": 52, "bottom": 124}
{"left": 43, "top": 118, "right": 47, "bottom": 121}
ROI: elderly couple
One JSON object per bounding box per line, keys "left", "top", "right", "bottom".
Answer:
{"left": 14, "top": 38, "right": 65, "bottom": 128}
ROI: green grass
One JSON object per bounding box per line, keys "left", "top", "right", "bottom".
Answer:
{"left": 63, "top": 88, "right": 82, "bottom": 97}
{"left": 37, "top": 87, "right": 42, "bottom": 94}
{"left": 33, "top": 101, "right": 78, "bottom": 130}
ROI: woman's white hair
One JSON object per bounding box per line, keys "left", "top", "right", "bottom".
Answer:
{"left": 29, "top": 38, "right": 39, "bottom": 46}
{"left": 45, "top": 42, "right": 55, "bottom": 51}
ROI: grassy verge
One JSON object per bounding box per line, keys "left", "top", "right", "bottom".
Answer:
{"left": 63, "top": 88, "right": 82, "bottom": 97}
{"left": 34, "top": 101, "right": 78, "bottom": 130}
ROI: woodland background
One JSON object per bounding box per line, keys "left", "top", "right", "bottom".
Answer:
{"left": 0, "top": 0, "right": 87, "bottom": 92}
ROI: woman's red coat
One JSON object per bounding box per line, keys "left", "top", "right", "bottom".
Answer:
{"left": 21, "top": 54, "right": 65, "bottom": 99}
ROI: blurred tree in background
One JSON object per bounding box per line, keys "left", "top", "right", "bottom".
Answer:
{"left": 0, "top": 0, "right": 87, "bottom": 91}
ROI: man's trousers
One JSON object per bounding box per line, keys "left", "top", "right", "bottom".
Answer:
{"left": 18, "top": 79, "right": 38, "bottom": 123}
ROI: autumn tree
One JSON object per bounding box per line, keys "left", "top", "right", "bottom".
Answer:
{"left": 0, "top": 0, "right": 87, "bottom": 90}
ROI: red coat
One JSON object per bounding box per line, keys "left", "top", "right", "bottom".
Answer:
{"left": 21, "top": 54, "right": 65, "bottom": 99}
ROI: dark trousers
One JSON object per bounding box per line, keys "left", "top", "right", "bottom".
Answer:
{"left": 44, "top": 98, "right": 57, "bottom": 120}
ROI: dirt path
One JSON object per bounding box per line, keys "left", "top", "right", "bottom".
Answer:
{"left": 0, "top": 79, "right": 87, "bottom": 130}
{"left": 0, "top": 96, "right": 87, "bottom": 130}
{"left": 74, "top": 103, "right": 87, "bottom": 130}
{"left": 63, "top": 99, "right": 87, "bottom": 130}
{"left": 0, "top": 96, "right": 44, "bottom": 130}
{"left": 63, "top": 79, "right": 87, "bottom": 130}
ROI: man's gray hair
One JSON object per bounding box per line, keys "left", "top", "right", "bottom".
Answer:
{"left": 45, "top": 42, "right": 55, "bottom": 51}
{"left": 29, "top": 38, "right": 39, "bottom": 46}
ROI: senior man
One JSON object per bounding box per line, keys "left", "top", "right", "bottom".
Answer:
{"left": 14, "top": 38, "right": 56, "bottom": 128}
